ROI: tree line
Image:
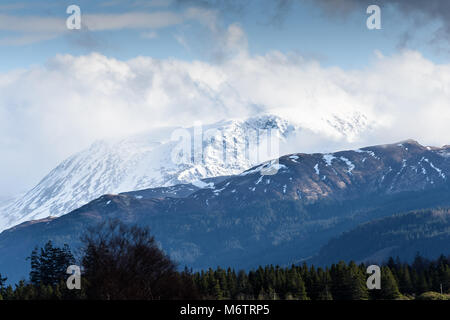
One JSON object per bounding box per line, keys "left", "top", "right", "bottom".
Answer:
{"left": 192, "top": 254, "right": 450, "bottom": 300}
{"left": 0, "top": 220, "right": 449, "bottom": 300}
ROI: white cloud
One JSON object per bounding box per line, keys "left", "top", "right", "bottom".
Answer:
{"left": 184, "top": 7, "right": 219, "bottom": 33}
{"left": 0, "top": 7, "right": 218, "bottom": 46}
{"left": 0, "top": 14, "right": 65, "bottom": 33}
{"left": 83, "top": 12, "right": 184, "bottom": 31}
{"left": 212, "top": 23, "right": 248, "bottom": 60}
{"left": 0, "top": 3, "right": 27, "bottom": 11}
{"left": 1, "top": 46, "right": 450, "bottom": 197}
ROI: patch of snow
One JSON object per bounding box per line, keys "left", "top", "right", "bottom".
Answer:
{"left": 242, "top": 160, "right": 288, "bottom": 177}
{"left": 192, "top": 180, "right": 214, "bottom": 189}
{"left": 314, "top": 164, "right": 320, "bottom": 175}
{"left": 423, "top": 158, "right": 446, "bottom": 179}
{"left": 213, "top": 185, "right": 227, "bottom": 194}
{"left": 356, "top": 149, "right": 378, "bottom": 159}
{"left": 289, "top": 155, "right": 299, "bottom": 163}
{"left": 323, "top": 154, "right": 336, "bottom": 166}
{"left": 395, "top": 160, "right": 407, "bottom": 176}
{"left": 402, "top": 159, "right": 407, "bottom": 168}
{"left": 340, "top": 157, "right": 355, "bottom": 174}
{"left": 255, "top": 176, "right": 264, "bottom": 185}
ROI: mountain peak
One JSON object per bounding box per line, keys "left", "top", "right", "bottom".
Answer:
{"left": 0, "top": 114, "right": 298, "bottom": 232}
{"left": 365, "top": 139, "right": 424, "bottom": 152}
{"left": 397, "top": 139, "right": 422, "bottom": 147}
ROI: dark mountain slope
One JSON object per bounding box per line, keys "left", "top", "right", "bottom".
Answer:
{"left": 312, "top": 208, "right": 450, "bottom": 266}
{"left": 1, "top": 140, "right": 450, "bottom": 284}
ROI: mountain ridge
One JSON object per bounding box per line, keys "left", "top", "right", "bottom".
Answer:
{"left": 1, "top": 140, "right": 449, "bottom": 284}
{"left": 0, "top": 115, "right": 297, "bottom": 231}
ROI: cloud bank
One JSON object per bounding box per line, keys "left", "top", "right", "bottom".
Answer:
{"left": 1, "top": 24, "right": 450, "bottom": 196}
{"left": 0, "top": 5, "right": 219, "bottom": 46}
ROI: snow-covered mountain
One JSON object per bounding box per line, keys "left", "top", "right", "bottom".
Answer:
{"left": 0, "top": 115, "right": 303, "bottom": 231}
{"left": 0, "top": 109, "right": 374, "bottom": 232}
{"left": 1, "top": 140, "right": 449, "bottom": 283}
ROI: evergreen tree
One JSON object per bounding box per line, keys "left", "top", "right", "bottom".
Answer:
{"left": 29, "top": 241, "right": 75, "bottom": 287}
{"left": 257, "top": 288, "right": 267, "bottom": 300}
{"left": 316, "top": 267, "right": 333, "bottom": 300}
{"left": 285, "top": 268, "right": 307, "bottom": 300}
{"left": 0, "top": 273, "right": 7, "bottom": 298}
{"left": 214, "top": 280, "right": 223, "bottom": 300}
{"left": 0, "top": 273, "right": 7, "bottom": 289}
{"left": 237, "top": 270, "right": 251, "bottom": 298}
{"left": 330, "top": 261, "right": 350, "bottom": 300}
{"left": 398, "top": 265, "right": 413, "bottom": 294}
{"left": 305, "top": 266, "right": 320, "bottom": 300}
{"left": 372, "top": 267, "right": 401, "bottom": 300}
{"left": 4, "top": 286, "right": 14, "bottom": 300}
{"left": 226, "top": 268, "right": 237, "bottom": 298}
{"left": 347, "top": 262, "right": 369, "bottom": 300}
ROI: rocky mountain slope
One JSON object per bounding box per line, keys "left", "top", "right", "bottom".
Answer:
{"left": 0, "top": 115, "right": 296, "bottom": 231}
{"left": 1, "top": 140, "right": 449, "bottom": 284}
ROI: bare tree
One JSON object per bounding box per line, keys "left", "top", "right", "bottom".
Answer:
{"left": 81, "top": 219, "right": 198, "bottom": 300}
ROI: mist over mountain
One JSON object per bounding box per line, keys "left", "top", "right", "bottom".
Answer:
{"left": 0, "top": 113, "right": 371, "bottom": 232}
{"left": 0, "top": 115, "right": 294, "bottom": 231}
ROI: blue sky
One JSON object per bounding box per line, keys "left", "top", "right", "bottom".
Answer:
{"left": 0, "top": 0, "right": 448, "bottom": 71}
{"left": 1, "top": 0, "right": 450, "bottom": 196}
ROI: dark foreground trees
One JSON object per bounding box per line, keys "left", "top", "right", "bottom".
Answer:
{"left": 0, "top": 241, "right": 81, "bottom": 300}
{"left": 0, "top": 220, "right": 448, "bottom": 300}
{"left": 0, "top": 220, "right": 198, "bottom": 300}
{"left": 192, "top": 255, "right": 449, "bottom": 300}
{"left": 81, "top": 219, "right": 198, "bottom": 300}
{"left": 29, "top": 240, "right": 75, "bottom": 287}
